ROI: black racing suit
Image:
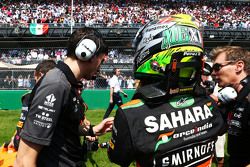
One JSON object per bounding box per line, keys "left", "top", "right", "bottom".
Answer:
{"left": 13, "top": 92, "right": 31, "bottom": 150}
{"left": 227, "top": 75, "right": 250, "bottom": 167}
{"left": 108, "top": 87, "right": 226, "bottom": 167}
{"left": 20, "top": 61, "right": 85, "bottom": 167}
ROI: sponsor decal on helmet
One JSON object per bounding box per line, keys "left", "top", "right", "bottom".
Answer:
{"left": 161, "top": 25, "right": 202, "bottom": 50}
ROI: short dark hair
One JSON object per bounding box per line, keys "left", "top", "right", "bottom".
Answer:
{"left": 67, "top": 27, "right": 108, "bottom": 58}
{"left": 35, "top": 60, "right": 56, "bottom": 74}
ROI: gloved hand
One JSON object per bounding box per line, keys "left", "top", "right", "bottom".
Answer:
{"left": 217, "top": 87, "right": 237, "bottom": 104}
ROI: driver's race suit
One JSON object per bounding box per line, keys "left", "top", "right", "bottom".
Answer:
{"left": 108, "top": 93, "right": 226, "bottom": 167}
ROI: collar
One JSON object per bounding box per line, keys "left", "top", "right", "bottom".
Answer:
{"left": 240, "top": 75, "right": 250, "bottom": 87}
{"left": 56, "top": 61, "right": 83, "bottom": 89}
{"left": 236, "top": 75, "right": 250, "bottom": 102}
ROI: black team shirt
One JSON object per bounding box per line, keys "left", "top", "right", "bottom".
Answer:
{"left": 21, "top": 61, "right": 85, "bottom": 167}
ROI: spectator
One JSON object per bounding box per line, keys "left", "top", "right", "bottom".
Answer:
{"left": 3, "top": 75, "right": 11, "bottom": 88}
{"left": 0, "top": 0, "right": 249, "bottom": 29}
{"left": 127, "top": 76, "right": 135, "bottom": 89}
{"left": 17, "top": 75, "right": 24, "bottom": 88}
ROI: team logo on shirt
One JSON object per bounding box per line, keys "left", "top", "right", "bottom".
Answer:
{"left": 176, "top": 97, "right": 188, "bottom": 107}
{"left": 169, "top": 95, "right": 194, "bottom": 109}
{"left": 144, "top": 104, "right": 213, "bottom": 133}
{"left": 155, "top": 130, "right": 175, "bottom": 151}
{"left": 159, "top": 140, "right": 214, "bottom": 166}
{"left": 44, "top": 94, "right": 56, "bottom": 107}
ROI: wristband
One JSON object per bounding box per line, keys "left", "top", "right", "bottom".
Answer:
{"left": 88, "top": 125, "right": 95, "bottom": 137}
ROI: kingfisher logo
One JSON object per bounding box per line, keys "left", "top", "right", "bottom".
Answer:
{"left": 44, "top": 94, "right": 56, "bottom": 107}
{"left": 155, "top": 130, "right": 175, "bottom": 151}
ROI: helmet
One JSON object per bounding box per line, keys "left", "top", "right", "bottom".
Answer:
{"left": 133, "top": 14, "right": 204, "bottom": 89}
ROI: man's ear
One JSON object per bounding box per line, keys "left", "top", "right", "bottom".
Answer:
{"left": 235, "top": 60, "right": 244, "bottom": 73}
{"left": 35, "top": 71, "right": 43, "bottom": 80}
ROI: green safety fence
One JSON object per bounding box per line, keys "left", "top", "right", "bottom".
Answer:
{"left": 0, "top": 89, "right": 136, "bottom": 110}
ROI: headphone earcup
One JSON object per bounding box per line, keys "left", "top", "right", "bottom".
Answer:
{"left": 75, "top": 39, "right": 97, "bottom": 61}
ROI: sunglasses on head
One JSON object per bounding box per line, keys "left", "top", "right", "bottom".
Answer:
{"left": 212, "top": 61, "right": 234, "bottom": 72}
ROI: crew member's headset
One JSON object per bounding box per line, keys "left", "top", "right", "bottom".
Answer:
{"left": 75, "top": 35, "right": 101, "bottom": 61}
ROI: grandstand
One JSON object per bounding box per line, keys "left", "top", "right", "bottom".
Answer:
{"left": 0, "top": 0, "right": 249, "bottom": 89}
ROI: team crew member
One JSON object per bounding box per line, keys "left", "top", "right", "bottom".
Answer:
{"left": 107, "top": 14, "right": 226, "bottom": 167}
{"left": 8, "top": 60, "right": 56, "bottom": 150}
{"left": 211, "top": 46, "right": 250, "bottom": 167}
{"left": 15, "top": 27, "right": 114, "bottom": 167}
{"left": 103, "top": 68, "right": 127, "bottom": 119}
{"left": 201, "top": 61, "right": 226, "bottom": 167}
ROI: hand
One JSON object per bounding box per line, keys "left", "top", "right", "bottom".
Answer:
{"left": 83, "top": 118, "right": 91, "bottom": 126}
{"left": 93, "top": 117, "right": 114, "bottom": 136}
{"left": 213, "top": 83, "right": 220, "bottom": 96}
{"left": 86, "top": 135, "right": 98, "bottom": 142}
{"left": 110, "top": 99, "right": 113, "bottom": 103}
{"left": 123, "top": 93, "right": 128, "bottom": 98}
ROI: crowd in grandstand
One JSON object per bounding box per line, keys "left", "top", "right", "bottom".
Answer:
{"left": 0, "top": 71, "right": 135, "bottom": 90}
{"left": 0, "top": 0, "right": 249, "bottom": 29}
{"left": 0, "top": 49, "right": 67, "bottom": 65}
{"left": 0, "top": 49, "right": 134, "bottom": 64}
{"left": 0, "top": 0, "right": 249, "bottom": 89}
{"left": 0, "top": 0, "right": 249, "bottom": 65}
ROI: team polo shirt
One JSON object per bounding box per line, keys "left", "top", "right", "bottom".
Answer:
{"left": 20, "top": 61, "right": 85, "bottom": 167}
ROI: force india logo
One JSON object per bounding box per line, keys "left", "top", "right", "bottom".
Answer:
{"left": 155, "top": 130, "right": 175, "bottom": 151}
{"left": 154, "top": 123, "right": 213, "bottom": 151}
